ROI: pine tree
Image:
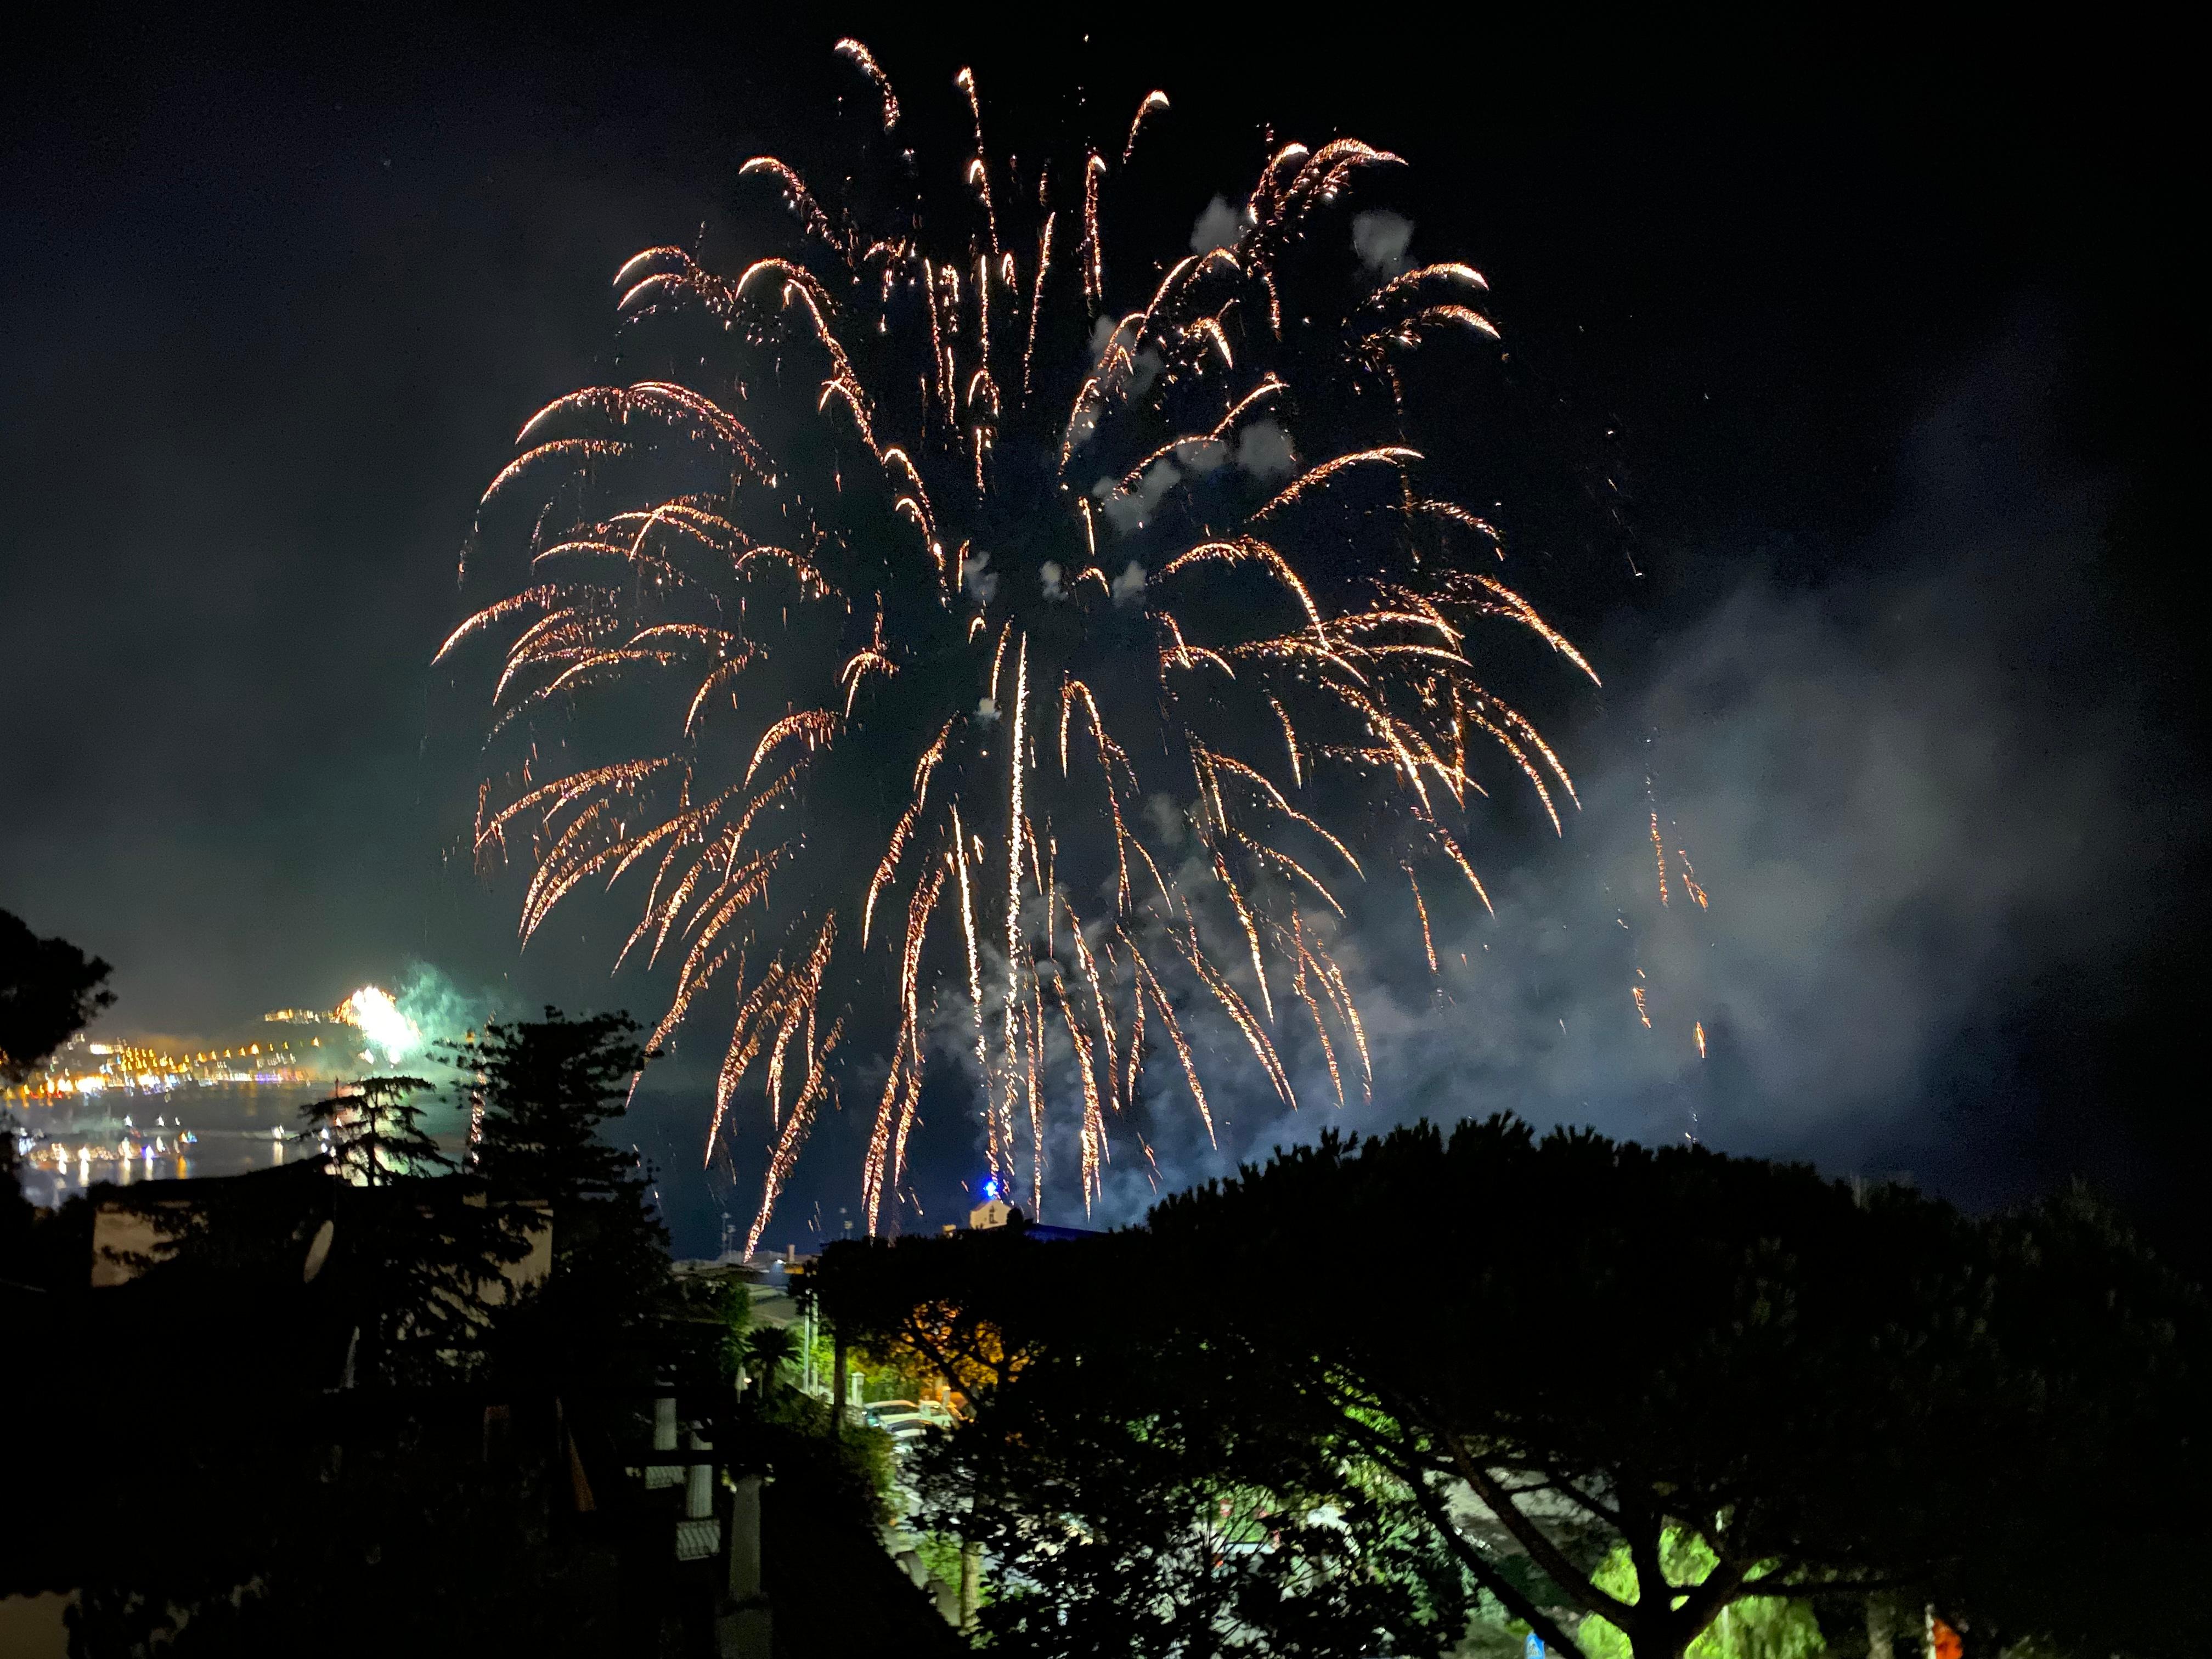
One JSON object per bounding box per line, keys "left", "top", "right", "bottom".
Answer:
{"left": 298, "top": 1075, "right": 451, "bottom": 1186}
{"left": 461, "top": 1010, "right": 673, "bottom": 1367}
{"left": 295, "top": 1076, "right": 507, "bottom": 1383}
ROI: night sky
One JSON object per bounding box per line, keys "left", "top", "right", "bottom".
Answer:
{"left": 4, "top": 15, "right": 2199, "bottom": 1261}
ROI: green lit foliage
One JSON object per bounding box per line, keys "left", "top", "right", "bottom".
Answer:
{"left": 819, "top": 1231, "right": 1474, "bottom": 1657}
{"left": 1575, "top": 1531, "right": 1826, "bottom": 1659}
{"left": 674, "top": 1263, "right": 753, "bottom": 1380}
{"left": 737, "top": 1357, "right": 901, "bottom": 1528}
{"left": 904, "top": 1351, "right": 1472, "bottom": 1659}
{"left": 819, "top": 1118, "right": 2210, "bottom": 1659}
{"left": 1143, "top": 1119, "right": 2211, "bottom": 1659}
{"left": 912, "top": 1531, "right": 978, "bottom": 1616}
{"left": 851, "top": 1330, "right": 943, "bottom": 1406}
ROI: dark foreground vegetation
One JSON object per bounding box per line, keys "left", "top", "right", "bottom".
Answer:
{"left": 815, "top": 1120, "right": 2210, "bottom": 1659}
{"left": 1, "top": 970, "right": 947, "bottom": 1657}
{"left": 6, "top": 911, "right": 2207, "bottom": 1657}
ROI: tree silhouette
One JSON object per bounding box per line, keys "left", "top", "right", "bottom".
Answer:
{"left": 298, "top": 1075, "right": 450, "bottom": 1186}
{"left": 817, "top": 1118, "right": 2209, "bottom": 1659}
{"left": 0, "top": 907, "right": 113, "bottom": 1086}
{"left": 462, "top": 1009, "right": 672, "bottom": 1374}
{"left": 1144, "top": 1120, "right": 2207, "bottom": 1659}
{"left": 286, "top": 1076, "right": 519, "bottom": 1383}
{"left": 906, "top": 1308, "right": 1474, "bottom": 1658}
{"left": 743, "top": 1322, "right": 801, "bottom": 1392}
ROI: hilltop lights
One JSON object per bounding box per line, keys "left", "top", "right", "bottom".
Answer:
{"left": 0, "top": 974, "right": 477, "bottom": 1104}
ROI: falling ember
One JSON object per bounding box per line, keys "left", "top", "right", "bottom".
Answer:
{"left": 1632, "top": 985, "right": 1651, "bottom": 1029}
{"left": 449, "top": 44, "right": 1593, "bottom": 1247}
{"left": 1677, "top": 849, "right": 1709, "bottom": 910}
{"left": 1404, "top": 864, "right": 1438, "bottom": 974}
{"left": 1694, "top": 1021, "right": 1707, "bottom": 1059}
{"left": 1648, "top": 803, "right": 1671, "bottom": 907}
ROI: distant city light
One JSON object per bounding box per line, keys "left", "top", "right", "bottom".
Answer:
{"left": 3, "top": 976, "right": 467, "bottom": 1130}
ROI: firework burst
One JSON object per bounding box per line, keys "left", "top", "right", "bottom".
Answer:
{"left": 445, "top": 45, "right": 1596, "bottom": 1250}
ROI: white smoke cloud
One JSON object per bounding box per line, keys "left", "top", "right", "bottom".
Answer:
{"left": 1234, "top": 419, "right": 1297, "bottom": 481}
{"left": 1101, "top": 459, "right": 1182, "bottom": 534}
{"left": 1040, "top": 561, "right": 1066, "bottom": 601}
{"left": 1090, "top": 438, "right": 1231, "bottom": 538}
{"left": 1065, "top": 320, "right": 2177, "bottom": 1222}
{"left": 961, "top": 549, "right": 998, "bottom": 603}
{"left": 1351, "top": 208, "right": 1414, "bottom": 276}
{"left": 1173, "top": 436, "right": 1228, "bottom": 475}
{"left": 1190, "top": 194, "right": 1242, "bottom": 255}
{"left": 1110, "top": 561, "right": 1147, "bottom": 606}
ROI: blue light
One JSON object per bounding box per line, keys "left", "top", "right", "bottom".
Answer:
{"left": 979, "top": 1175, "right": 1002, "bottom": 1201}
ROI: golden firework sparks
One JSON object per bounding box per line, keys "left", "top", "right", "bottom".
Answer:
{"left": 832, "top": 38, "right": 900, "bottom": 132}
{"left": 452, "top": 44, "right": 1592, "bottom": 1245}
{"left": 1122, "top": 91, "right": 1170, "bottom": 163}
{"left": 1678, "top": 848, "right": 1710, "bottom": 910}
{"left": 1404, "top": 864, "right": 1438, "bottom": 974}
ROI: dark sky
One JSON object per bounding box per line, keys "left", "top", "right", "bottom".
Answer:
{"left": 4, "top": 14, "right": 2200, "bottom": 1259}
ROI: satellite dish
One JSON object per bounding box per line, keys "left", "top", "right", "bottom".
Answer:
{"left": 303, "top": 1218, "right": 336, "bottom": 1284}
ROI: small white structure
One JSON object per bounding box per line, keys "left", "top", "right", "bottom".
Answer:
{"left": 967, "top": 1197, "right": 1013, "bottom": 1231}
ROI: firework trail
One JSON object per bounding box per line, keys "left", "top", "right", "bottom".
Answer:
{"left": 447, "top": 45, "right": 1595, "bottom": 1250}
{"left": 1634, "top": 770, "right": 1717, "bottom": 1079}
{"left": 1676, "top": 847, "right": 1709, "bottom": 909}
